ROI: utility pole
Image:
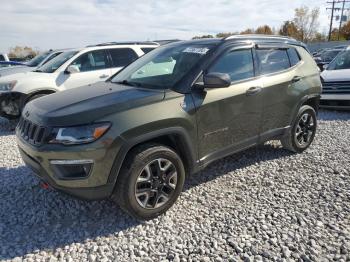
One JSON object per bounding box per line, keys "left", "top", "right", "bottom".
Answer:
{"left": 328, "top": 0, "right": 336, "bottom": 41}
{"left": 327, "top": 0, "right": 350, "bottom": 41}
{"left": 338, "top": 0, "right": 346, "bottom": 40}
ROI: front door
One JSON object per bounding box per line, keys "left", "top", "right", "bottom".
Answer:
{"left": 62, "top": 49, "right": 111, "bottom": 90}
{"left": 193, "top": 47, "right": 263, "bottom": 163}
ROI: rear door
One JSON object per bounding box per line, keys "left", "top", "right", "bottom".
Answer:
{"left": 63, "top": 49, "right": 111, "bottom": 89}
{"left": 108, "top": 48, "right": 139, "bottom": 75}
{"left": 193, "top": 46, "right": 263, "bottom": 162}
{"left": 256, "top": 46, "right": 304, "bottom": 134}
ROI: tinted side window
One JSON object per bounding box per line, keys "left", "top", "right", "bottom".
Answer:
{"left": 0, "top": 55, "right": 5, "bottom": 61}
{"left": 109, "top": 48, "right": 138, "bottom": 67}
{"left": 141, "top": 47, "right": 156, "bottom": 54}
{"left": 257, "top": 49, "right": 290, "bottom": 74}
{"left": 71, "top": 50, "right": 109, "bottom": 72}
{"left": 287, "top": 48, "right": 301, "bottom": 66}
{"left": 208, "top": 49, "right": 254, "bottom": 82}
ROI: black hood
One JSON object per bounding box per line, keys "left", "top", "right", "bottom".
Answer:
{"left": 25, "top": 81, "right": 165, "bottom": 126}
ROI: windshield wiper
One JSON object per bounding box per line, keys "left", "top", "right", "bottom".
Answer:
{"left": 114, "top": 80, "right": 142, "bottom": 87}
{"left": 33, "top": 69, "right": 43, "bottom": 72}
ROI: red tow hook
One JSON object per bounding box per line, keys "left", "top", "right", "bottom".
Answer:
{"left": 39, "top": 181, "right": 50, "bottom": 190}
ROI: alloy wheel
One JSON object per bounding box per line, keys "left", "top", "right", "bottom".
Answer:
{"left": 295, "top": 112, "right": 315, "bottom": 147}
{"left": 135, "top": 158, "right": 178, "bottom": 209}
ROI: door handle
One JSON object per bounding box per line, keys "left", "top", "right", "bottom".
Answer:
{"left": 291, "top": 76, "right": 302, "bottom": 83}
{"left": 246, "top": 86, "right": 262, "bottom": 96}
{"left": 99, "top": 74, "right": 109, "bottom": 79}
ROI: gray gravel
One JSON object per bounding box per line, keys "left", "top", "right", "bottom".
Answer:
{"left": 0, "top": 110, "right": 349, "bottom": 261}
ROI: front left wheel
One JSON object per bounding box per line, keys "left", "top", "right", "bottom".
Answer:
{"left": 112, "top": 144, "right": 185, "bottom": 220}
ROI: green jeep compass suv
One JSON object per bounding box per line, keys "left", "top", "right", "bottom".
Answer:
{"left": 16, "top": 35, "right": 322, "bottom": 220}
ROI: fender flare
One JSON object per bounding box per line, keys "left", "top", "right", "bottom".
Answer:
{"left": 107, "top": 127, "right": 198, "bottom": 185}
{"left": 289, "top": 94, "right": 321, "bottom": 125}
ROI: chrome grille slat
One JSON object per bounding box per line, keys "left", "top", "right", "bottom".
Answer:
{"left": 322, "top": 81, "right": 350, "bottom": 94}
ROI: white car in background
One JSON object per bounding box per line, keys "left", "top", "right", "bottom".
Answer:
{"left": 0, "top": 53, "right": 10, "bottom": 62}
{"left": 320, "top": 47, "right": 350, "bottom": 110}
{"left": 0, "top": 50, "right": 64, "bottom": 78}
{"left": 0, "top": 42, "right": 159, "bottom": 118}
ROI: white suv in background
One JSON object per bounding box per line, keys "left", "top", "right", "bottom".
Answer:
{"left": 0, "top": 42, "right": 159, "bottom": 118}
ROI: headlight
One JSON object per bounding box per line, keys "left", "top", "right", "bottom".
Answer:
{"left": 49, "top": 122, "right": 111, "bottom": 145}
{"left": 0, "top": 80, "right": 17, "bottom": 92}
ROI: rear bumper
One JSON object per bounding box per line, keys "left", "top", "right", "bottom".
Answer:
{"left": 320, "top": 94, "right": 350, "bottom": 109}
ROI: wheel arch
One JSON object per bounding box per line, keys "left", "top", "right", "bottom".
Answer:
{"left": 25, "top": 88, "right": 57, "bottom": 100}
{"left": 107, "top": 127, "right": 198, "bottom": 186}
{"left": 289, "top": 94, "right": 320, "bottom": 126}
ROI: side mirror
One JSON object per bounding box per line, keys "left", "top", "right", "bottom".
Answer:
{"left": 202, "top": 72, "right": 231, "bottom": 88}
{"left": 322, "top": 64, "right": 328, "bottom": 71}
{"left": 65, "top": 65, "right": 80, "bottom": 74}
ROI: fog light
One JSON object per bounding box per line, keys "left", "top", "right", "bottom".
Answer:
{"left": 50, "top": 159, "right": 93, "bottom": 180}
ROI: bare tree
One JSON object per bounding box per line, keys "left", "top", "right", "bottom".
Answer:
{"left": 255, "top": 25, "right": 273, "bottom": 35}
{"left": 240, "top": 28, "right": 254, "bottom": 35}
{"left": 8, "top": 46, "right": 39, "bottom": 59}
{"left": 293, "top": 6, "right": 320, "bottom": 42}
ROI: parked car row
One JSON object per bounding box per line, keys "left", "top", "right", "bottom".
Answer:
{"left": 13, "top": 35, "right": 324, "bottom": 220}
{"left": 310, "top": 45, "right": 350, "bottom": 109}
{"left": 0, "top": 42, "right": 159, "bottom": 118}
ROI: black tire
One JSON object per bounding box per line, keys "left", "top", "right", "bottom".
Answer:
{"left": 111, "top": 144, "right": 185, "bottom": 220}
{"left": 281, "top": 105, "right": 317, "bottom": 153}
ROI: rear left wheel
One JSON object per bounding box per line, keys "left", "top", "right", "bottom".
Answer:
{"left": 281, "top": 105, "right": 317, "bottom": 153}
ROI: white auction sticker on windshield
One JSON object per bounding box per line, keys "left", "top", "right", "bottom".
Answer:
{"left": 183, "top": 47, "right": 209, "bottom": 55}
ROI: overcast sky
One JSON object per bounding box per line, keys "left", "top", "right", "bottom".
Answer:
{"left": 0, "top": 0, "right": 334, "bottom": 53}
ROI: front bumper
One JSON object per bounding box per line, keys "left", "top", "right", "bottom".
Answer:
{"left": 320, "top": 94, "right": 350, "bottom": 109}
{"left": 16, "top": 131, "right": 124, "bottom": 200}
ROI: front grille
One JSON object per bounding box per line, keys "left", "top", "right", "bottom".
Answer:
{"left": 17, "top": 117, "right": 48, "bottom": 146}
{"left": 322, "top": 81, "right": 350, "bottom": 94}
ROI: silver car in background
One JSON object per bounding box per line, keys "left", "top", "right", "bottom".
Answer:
{"left": 320, "top": 47, "right": 350, "bottom": 109}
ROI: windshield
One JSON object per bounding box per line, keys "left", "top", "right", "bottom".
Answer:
{"left": 26, "top": 52, "right": 50, "bottom": 67}
{"left": 111, "top": 43, "right": 215, "bottom": 89}
{"left": 327, "top": 50, "right": 350, "bottom": 70}
{"left": 36, "top": 51, "right": 78, "bottom": 73}
{"left": 321, "top": 50, "right": 341, "bottom": 62}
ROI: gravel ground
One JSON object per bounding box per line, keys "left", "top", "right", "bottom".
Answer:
{"left": 0, "top": 110, "right": 349, "bottom": 262}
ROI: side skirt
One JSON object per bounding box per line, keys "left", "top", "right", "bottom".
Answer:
{"left": 196, "top": 126, "right": 290, "bottom": 172}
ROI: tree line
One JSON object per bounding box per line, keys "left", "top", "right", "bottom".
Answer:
{"left": 193, "top": 5, "right": 350, "bottom": 43}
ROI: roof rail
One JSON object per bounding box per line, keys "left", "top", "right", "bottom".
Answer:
{"left": 87, "top": 41, "right": 160, "bottom": 47}
{"left": 152, "top": 39, "right": 181, "bottom": 45}
{"left": 224, "top": 34, "right": 296, "bottom": 41}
